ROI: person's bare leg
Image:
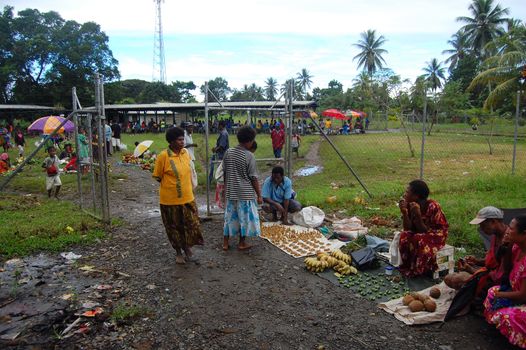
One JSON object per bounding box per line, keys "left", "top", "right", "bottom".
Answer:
{"left": 54, "top": 185, "right": 61, "bottom": 199}
{"left": 223, "top": 236, "right": 229, "bottom": 251}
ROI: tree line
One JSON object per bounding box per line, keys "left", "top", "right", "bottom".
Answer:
{"left": 1, "top": 0, "right": 525, "bottom": 121}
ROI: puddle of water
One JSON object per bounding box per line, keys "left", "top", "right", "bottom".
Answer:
{"left": 295, "top": 165, "right": 322, "bottom": 177}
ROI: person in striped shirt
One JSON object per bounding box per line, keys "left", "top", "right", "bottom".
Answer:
{"left": 222, "top": 126, "right": 262, "bottom": 251}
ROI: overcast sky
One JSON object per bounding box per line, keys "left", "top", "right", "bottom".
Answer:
{"left": 5, "top": 0, "right": 526, "bottom": 96}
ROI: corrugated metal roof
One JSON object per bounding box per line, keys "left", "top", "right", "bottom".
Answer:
{"left": 0, "top": 104, "right": 61, "bottom": 110}
{"left": 101, "top": 100, "right": 316, "bottom": 111}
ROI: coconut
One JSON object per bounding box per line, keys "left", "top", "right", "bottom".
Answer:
{"left": 429, "top": 287, "right": 441, "bottom": 299}
{"left": 402, "top": 295, "right": 415, "bottom": 306}
{"left": 408, "top": 300, "right": 425, "bottom": 312}
{"left": 424, "top": 298, "right": 437, "bottom": 312}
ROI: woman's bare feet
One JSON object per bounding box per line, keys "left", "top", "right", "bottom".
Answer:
{"left": 238, "top": 237, "right": 252, "bottom": 250}
{"left": 223, "top": 236, "right": 229, "bottom": 251}
{"left": 175, "top": 255, "right": 186, "bottom": 264}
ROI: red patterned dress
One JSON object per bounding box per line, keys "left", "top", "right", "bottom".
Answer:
{"left": 399, "top": 199, "right": 449, "bottom": 277}
{"left": 484, "top": 245, "right": 526, "bottom": 349}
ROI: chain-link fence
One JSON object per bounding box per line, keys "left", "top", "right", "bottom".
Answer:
{"left": 317, "top": 112, "right": 526, "bottom": 189}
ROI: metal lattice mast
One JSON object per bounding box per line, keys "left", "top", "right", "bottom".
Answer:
{"left": 152, "top": 0, "right": 167, "bottom": 83}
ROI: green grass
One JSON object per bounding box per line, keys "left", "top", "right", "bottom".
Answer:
{"left": 110, "top": 303, "right": 148, "bottom": 324}
{"left": 293, "top": 132, "right": 526, "bottom": 254}
{"left": 0, "top": 194, "right": 105, "bottom": 258}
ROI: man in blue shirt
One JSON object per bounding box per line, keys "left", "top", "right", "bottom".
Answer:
{"left": 213, "top": 121, "right": 229, "bottom": 160}
{"left": 262, "top": 166, "right": 302, "bottom": 225}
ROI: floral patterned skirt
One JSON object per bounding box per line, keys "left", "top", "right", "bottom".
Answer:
{"left": 484, "top": 286, "right": 526, "bottom": 348}
{"left": 160, "top": 201, "right": 204, "bottom": 250}
{"left": 223, "top": 200, "right": 261, "bottom": 237}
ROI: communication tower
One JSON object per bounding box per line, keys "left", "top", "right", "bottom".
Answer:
{"left": 152, "top": 0, "right": 167, "bottom": 83}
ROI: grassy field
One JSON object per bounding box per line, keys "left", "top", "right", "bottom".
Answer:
{"left": 2, "top": 128, "right": 525, "bottom": 257}
{"left": 0, "top": 194, "right": 104, "bottom": 258}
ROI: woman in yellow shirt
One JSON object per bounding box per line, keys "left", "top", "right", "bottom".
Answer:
{"left": 153, "top": 127, "right": 203, "bottom": 264}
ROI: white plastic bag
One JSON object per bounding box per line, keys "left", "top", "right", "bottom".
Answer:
{"left": 389, "top": 231, "right": 402, "bottom": 267}
{"left": 292, "top": 206, "right": 325, "bottom": 228}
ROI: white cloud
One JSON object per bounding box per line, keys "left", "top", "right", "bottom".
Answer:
{"left": 7, "top": 0, "right": 526, "bottom": 35}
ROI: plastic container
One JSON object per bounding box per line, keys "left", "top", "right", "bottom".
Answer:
{"left": 385, "top": 265, "right": 394, "bottom": 276}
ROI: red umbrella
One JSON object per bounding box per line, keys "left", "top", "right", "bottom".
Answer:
{"left": 321, "top": 109, "right": 349, "bottom": 120}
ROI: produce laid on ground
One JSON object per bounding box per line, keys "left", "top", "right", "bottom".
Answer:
{"left": 402, "top": 289, "right": 439, "bottom": 313}
{"left": 304, "top": 251, "right": 358, "bottom": 275}
{"left": 336, "top": 272, "right": 410, "bottom": 302}
{"left": 120, "top": 154, "right": 154, "bottom": 172}
{"left": 261, "top": 224, "right": 335, "bottom": 258}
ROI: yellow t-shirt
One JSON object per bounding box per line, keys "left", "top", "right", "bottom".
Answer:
{"left": 325, "top": 120, "right": 332, "bottom": 129}
{"left": 153, "top": 148, "right": 194, "bottom": 205}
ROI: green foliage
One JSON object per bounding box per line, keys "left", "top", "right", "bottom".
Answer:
{"left": 105, "top": 79, "right": 197, "bottom": 104}
{"left": 200, "top": 77, "right": 231, "bottom": 101}
{"left": 0, "top": 6, "right": 119, "bottom": 106}
{"left": 353, "top": 29, "right": 388, "bottom": 76}
{"left": 439, "top": 81, "right": 471, "bottom": 117}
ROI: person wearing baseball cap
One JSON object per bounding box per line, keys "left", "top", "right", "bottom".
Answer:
{"left": 445, "top": 206, "right": 508, "bottom": 293}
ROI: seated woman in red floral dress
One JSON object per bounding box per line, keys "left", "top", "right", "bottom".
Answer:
{"left": 398, "top": 180, "right": 449, "bottom": 278}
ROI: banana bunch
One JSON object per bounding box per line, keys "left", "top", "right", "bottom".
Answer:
{"left": 304, "top": 257, "right": 329, "bottom": 272}
{"left": 331, "top": 249, "right": 352, "bottom": 264}
{"left": 334, "top": 261, "right": 358, "bottom": 275}
{"left": 317, "top": 253, "right": 340, "bottom": 268}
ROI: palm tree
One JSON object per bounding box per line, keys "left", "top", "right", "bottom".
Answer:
{"left": 296, "top": 68, "right": 313, "bottom": 98}
{"left": 457, "top": 0, "right": 509, "bottom": 57}
{"left": 468, "top": 22, "right": 526, "bottom": 109}
{"left": 353, "top": 29, "right": 388, "bottom": 76}
{"left": 442, "top": 30, "right": 471, "bottom": 72}
{"left": 422, "top": 59, "right": 446, "bottom": 135}
{"left": 423, "top": 58, "right": 446, "bottom": 92}
{"left": 264, "top": 77, "right": 278, "bottom": 101}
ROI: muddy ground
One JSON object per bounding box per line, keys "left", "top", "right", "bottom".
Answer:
{"left": 0, "top": 147, "right": 519, "bottom": 350}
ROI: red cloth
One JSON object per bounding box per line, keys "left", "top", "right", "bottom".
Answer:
{"left": 399, "top": 199, "right": 449, "bottom": 277}
{"left": 271, "top": 129, "right": 285, "bottom": 150}
{"left": 0, "top": 160, "right": 8, "bottom": 174}
{"left": 486, "top": 235, "right": 506, "bottom": 285}
{"left": 484, "top": 245, "right": 526, "bottom": 349}
{"left": 64, "top": 157, "right": 78, "bottom": 171}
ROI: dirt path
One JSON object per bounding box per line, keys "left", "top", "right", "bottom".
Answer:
{"left": 0, "top": 160, "right": 517, "bottom": 349}
{"left": 303, "top": 139, "right": 322, "bottom": 167}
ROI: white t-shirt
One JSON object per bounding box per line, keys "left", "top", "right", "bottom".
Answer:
{"left": 184, "top": 130, "right": 195, "bottom": 160}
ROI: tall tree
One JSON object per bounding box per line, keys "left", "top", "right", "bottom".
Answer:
{"left": 296, "top": 68, "right": 313, "bottom": 99}
{"left": 423, "top": 58, "right": 446, "bottom": 93}
{"left": 1, "top": 6, "right": 119, "bottom": 106}
{"left": 468, "top": 21, "right": 526, "bottom": 109}
{"left": 442, "top": 30, "right": 471, "bottom": 72}
{"left": 352, "top": 29, "right": 388, "bottom": 76}
{"left": 457, "top": 0, "right": 509, "bottom": 57}
{"left": 200, "top": 77, "right": 231, "bottom": 101}
{"left": 264, "top": 77, "right": 278, "bottom": 101}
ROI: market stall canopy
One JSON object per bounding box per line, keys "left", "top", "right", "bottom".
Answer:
{"left": 27, "top": 116, "right": 74, "bottom": 134}
{"left": 134, "top": 140, "right": 153, "bottom": 157}
{"left": 321, "top": 109, "right": 349, "bottom": 120}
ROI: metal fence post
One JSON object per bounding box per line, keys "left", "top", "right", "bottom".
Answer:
{"left": 72, "top": 87, "right": 83, "bottom": 209}
{"left": 512, "top": 90, "right": 521, "bottom": 174}
{"left": 420, "top": 92, "right": 428, "bottom": 179}
{"left": 204, "top": 82, "right": 211, "bottom": 217}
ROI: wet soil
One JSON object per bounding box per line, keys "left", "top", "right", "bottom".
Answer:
{"left": 0, "top": 147, "right": 519, "bottom": 350}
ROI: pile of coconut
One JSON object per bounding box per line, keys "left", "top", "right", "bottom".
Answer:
{"left": 402, "top": 287, "right": 441, "bottom": 313}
